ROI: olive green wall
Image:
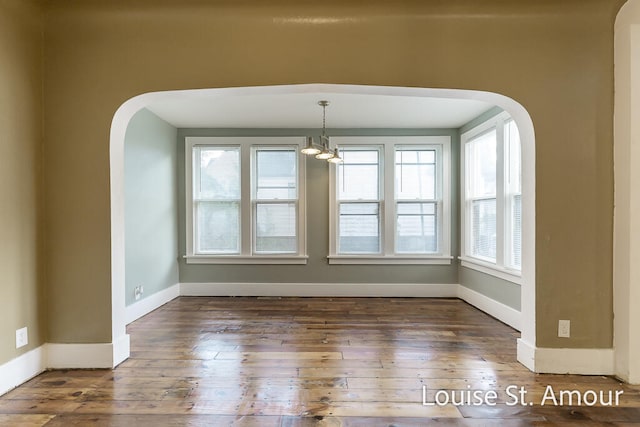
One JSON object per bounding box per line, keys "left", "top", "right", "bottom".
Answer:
{"left": 177, "top": 128, "right": 459, "bottom": 285}
{"left": 125, "top": 109, "right": 179, "bottom": 306}
{"left": 0, "top": 0, "right": 45, "bottom": 365}
{"left": 42, "top": 0, "right": 625, "bottom": 348}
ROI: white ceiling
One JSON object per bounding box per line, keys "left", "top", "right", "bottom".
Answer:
{"left": 145, "top": 92, "right": 494, "bottom": 129}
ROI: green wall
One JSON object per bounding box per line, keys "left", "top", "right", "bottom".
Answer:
{"left": 125, "top": 109, "right": 179, "bottom": 306}
{"left": 178, "top": 128, "right": 459, "bottom": 285}
{"left": 459, "top": 268, "right": 521, "bottom": 310}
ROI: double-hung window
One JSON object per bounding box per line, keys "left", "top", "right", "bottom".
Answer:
{"left": 461, "top": 112, "right": 522, "bottom": 281}
{"left": 336, "top": 147, "right": 382, "bottom": 254}
{"left": 185, "top": 137, "right": 307, "bottom": 264}
{"left": 329, "top": 136, "right": 451, "bottom": 264}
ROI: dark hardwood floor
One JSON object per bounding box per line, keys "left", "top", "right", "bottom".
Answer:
{"left": 1, "top": 297, "right": 639, "bottom": 426}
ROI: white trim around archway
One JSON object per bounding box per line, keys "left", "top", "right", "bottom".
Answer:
{"left": 108, "top": 83, "right": 537, "bottom": 370}
{"left": 614, "top": 0, "right": 640, "bottom": 385}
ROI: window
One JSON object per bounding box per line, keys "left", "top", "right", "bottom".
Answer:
{"left": 185, "top": 137, "right": 306, "bottom": 264}
{"left": 461, "top": 112, "right": 522, "bottom": 282}
{"left": 329, "top": 136, "right": 451, "bottom": 264}
{"left": 337, "top": 148, "right": 382, "bottom": 254}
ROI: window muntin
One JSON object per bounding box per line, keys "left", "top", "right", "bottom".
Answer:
{"left": 461, "top": 112, "right": 522, "bottom": 279}
{"left": 186, "top": 137, "right": 306, "bottom": 264}
{"left": 329, "top": 136, "right": 451, "bottom": 264}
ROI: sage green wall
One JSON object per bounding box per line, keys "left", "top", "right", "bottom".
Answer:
{"left": 459, "top": 269, "right": 521, "bottom": 311}
{"left": 458, "top": 106, "right": 521, "bottom": 311}
{"left": 43, "top": 0, "right": 624, "bottom": 348}
{"left": 124, "top": 109, "right": 179, "bottom": 306}
{"left": 178, "top": 128, "right": 459, "bottom": 284}
{"left": 0, "top": 0, "right": 45, "bottom": 365}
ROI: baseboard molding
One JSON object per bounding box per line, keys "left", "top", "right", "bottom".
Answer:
{"left": 180, "top": 282, "right": 459, "bottom": 297}
{"left": 517, "top": 338, "right": 536, "bottom": 372}
{"left": 457, "top": 285, "right": 521, "bottom": 331}
{"left": 0, "top": 337, "right": 133, "bottom": 396}
{"left": 112, "top": 334, "right": 130, "bottom": 367}
{"left": 0, "top": 346, "right": 46, "bottom": 396}
{"left": 517, "top": 339, "right": 614, "bottom": 375}
{"left": 46, "top": 342, "right": 121, "bottom": 369}
{"left": 126, "top": 283, "right": 180, "bottom": 324}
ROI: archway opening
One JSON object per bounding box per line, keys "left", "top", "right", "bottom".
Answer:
{"left": 109, "top": 84, "right": 536, "bottom": 369}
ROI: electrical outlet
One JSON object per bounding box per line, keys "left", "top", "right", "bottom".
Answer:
{"left": 558, "top": 320, "right": 571, "bottom": 338}
{"left": 134, "top": 285, "right": 143, "bottom": 300}
{"left": 16, "top": 327, "right": 28, "bottom": 348}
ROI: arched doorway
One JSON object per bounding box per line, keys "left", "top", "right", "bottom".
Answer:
{"left": 109, "top": 84, "right": 536, "bottom": 369}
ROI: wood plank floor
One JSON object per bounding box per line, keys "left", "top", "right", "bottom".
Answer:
{"left": 1, "top": 297, "right": 640, "bottom": 426}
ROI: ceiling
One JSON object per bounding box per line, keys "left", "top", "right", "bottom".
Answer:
{"left": 145, "top": 92, "right": 494, "bottom": 129}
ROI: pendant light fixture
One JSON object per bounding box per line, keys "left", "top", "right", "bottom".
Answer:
{"left": 302, "top": 100, "right": 342, "bottom": 163}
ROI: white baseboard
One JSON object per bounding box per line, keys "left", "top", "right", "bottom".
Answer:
{"left": 125, "top": 283, "right": 180, "bottom": 324}
{"left": 517, "top": 338, "right": 536, "bottom": 372}
{"left": 112, "top": 333, "right": 130, "bottom": 367}
{"left": 1, "top": 338, "right": 132, "bottom": 396}
{"left": 0, "top": 346, "right": 46, "bottom": 396}
{"left": 517, "top": 339, "right": 614, "bottom": 375}
{"left": 180, "top": 282, "right": 459, "bottom": 297}
{"left": 46, "top": 342, "right": 121, "bottom": 369}
{"left": 457, "top": 285, "right": 521, "bottom": 331}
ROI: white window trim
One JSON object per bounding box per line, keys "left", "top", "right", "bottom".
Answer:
{"left": 185, "top": 136, "right": 307, "bottom": 264}
{"left": 460, "top": 111, "right": 522, "bottom": 283}
{"left": 328, "top": 136, "right": 452, "bottom": 265}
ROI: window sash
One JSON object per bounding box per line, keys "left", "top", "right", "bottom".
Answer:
{"left": 253, "top": 200, "right": 298, "bottom": 254}
{"left": 395, "top": 201, "right": 439, "bottom": 254}
{"left": 337, "top": 147, "right": 382, "bottom": 202}
{"left": 470, "top": 197, "right": 497, "bottom": 262}
{"left": 337, "top": 201, "right": 382, "bottom": 254}
{"left": 194, "top": 200, "right": 241, "bottom": 254}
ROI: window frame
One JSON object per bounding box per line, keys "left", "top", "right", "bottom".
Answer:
{"left": 328, "top": 136, "right": 452, "bottom": 265}
{"left": 460, "top": 111, "right": 522, "bottom": 283}
{"left": 185, "top": 137, "right": 307, "bottom": 264}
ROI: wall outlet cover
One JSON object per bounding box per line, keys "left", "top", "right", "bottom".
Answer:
{"left": 558, "top": 319, "right": 571, "bottom": 338}
{"left": 16, "top": 327, "right": 28, "bottom": 348}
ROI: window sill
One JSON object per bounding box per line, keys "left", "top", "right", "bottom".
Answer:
{"left": 185, "top": 255, "right": 308, "bottom": 265}
{"left": 327, "top": 255, "right": 453, "bottom": 265}
{"left": 459, "top": 256, "right": 522, "bottom": 285}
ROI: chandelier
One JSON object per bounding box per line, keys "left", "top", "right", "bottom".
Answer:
{"left": 301, "top": 100, "right": 342, "bottom": 163}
